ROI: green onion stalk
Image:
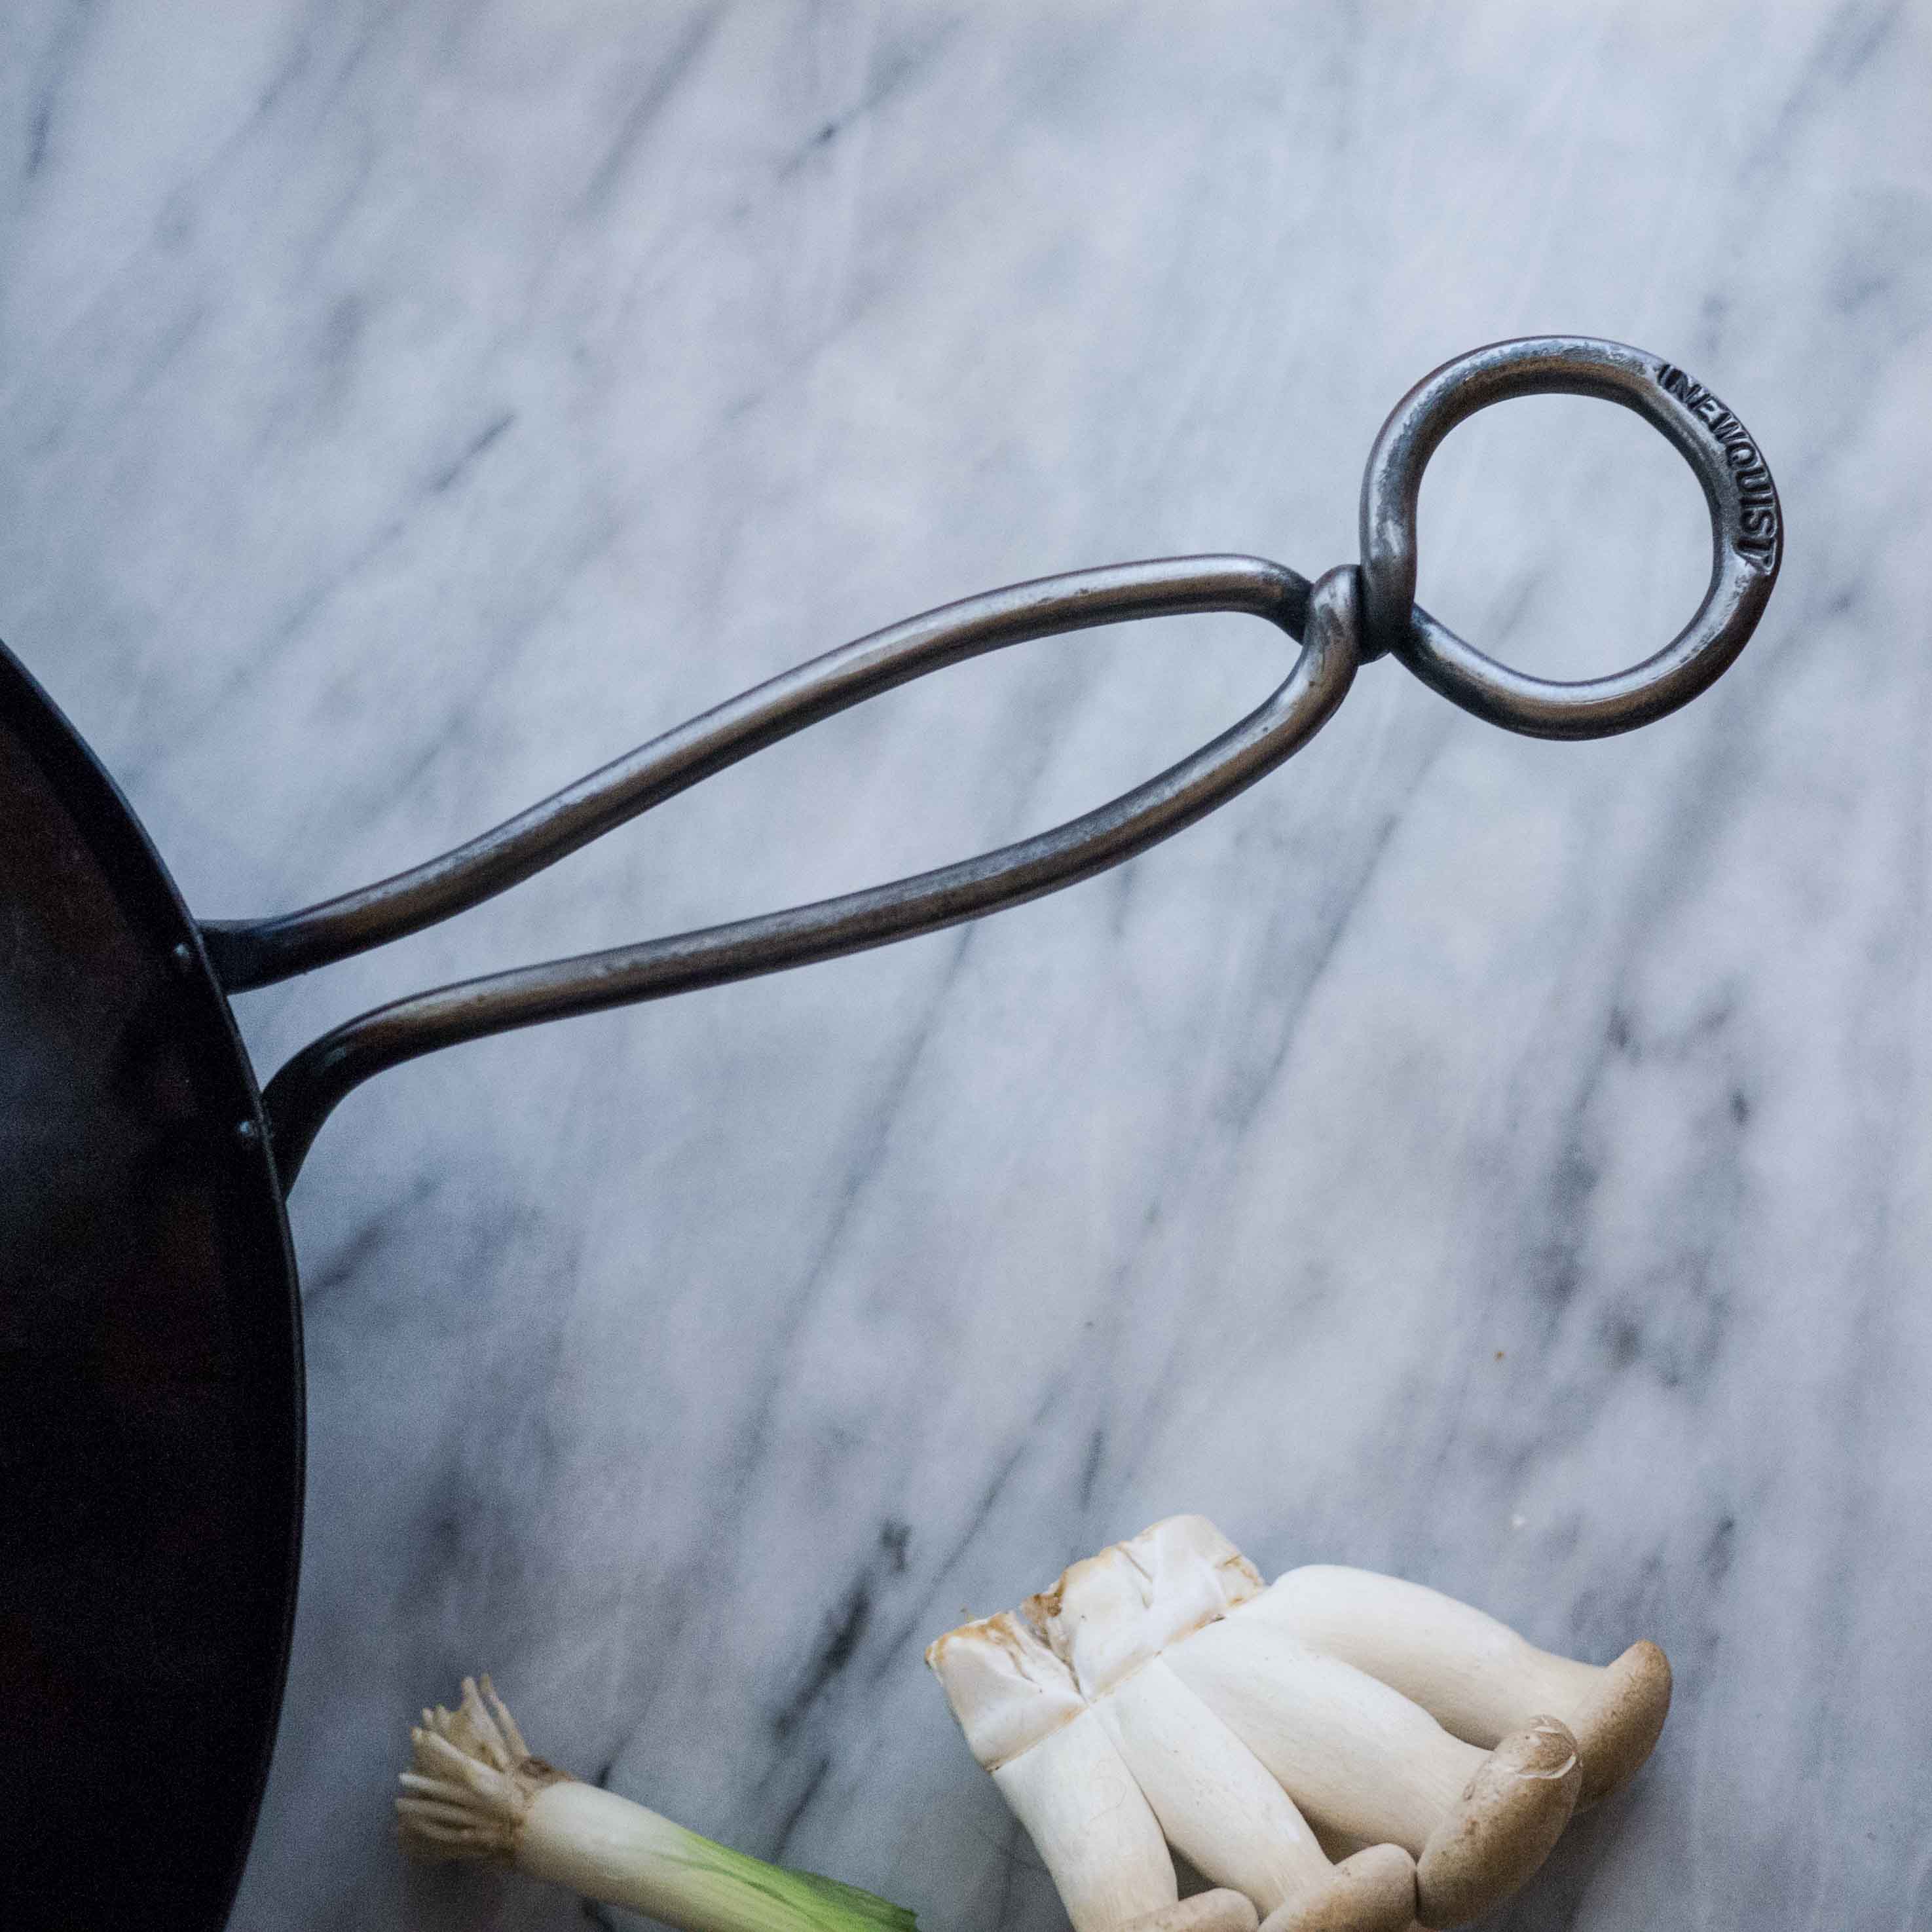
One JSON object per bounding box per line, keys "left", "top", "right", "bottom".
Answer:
{"left": 398, "top": 1675, "right": 918, "bottom": 1932}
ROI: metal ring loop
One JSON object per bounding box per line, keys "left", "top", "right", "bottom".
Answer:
{"left": 1357, "top": 336, "right": 1781, "bottom": 739}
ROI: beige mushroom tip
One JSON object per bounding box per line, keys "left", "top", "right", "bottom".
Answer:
{"left": 1125, "top": 1889, "right": 1261, "bottom": 1932}
{"left": 1414, "top": 1717, "right": 1580, "bottom": 1929}
{"left": 1573, "top": 1640, "right": 1672, "bottom": 1809}
{"left": 1257, "top": 1846, "right": 1418, "bottom": 1932}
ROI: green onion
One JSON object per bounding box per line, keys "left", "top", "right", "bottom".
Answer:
{"left": 398, "top": 1675, "right": 916, "bottom": 1932}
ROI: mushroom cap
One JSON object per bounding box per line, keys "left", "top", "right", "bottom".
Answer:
{"left": 1257, "top": 1846, "right": 1418, "bottom": 1932}
{"left": 1414, "top": 1718, "right": 1581, "bottom": 1929}
{"left": 1572, "top": 1641, "right": 1672, "bottom": 1809}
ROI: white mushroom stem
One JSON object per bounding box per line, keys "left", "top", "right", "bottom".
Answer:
{"left": 1037, "top": 1543, "right": 1331, "bottom": 1915}
{"left": 1091, "top": 1659, "right": 1335, "bottom": 1914}
{"left": 1165, "top": 1614, "right": 1580, "bottom": 1924}
{"left": 926, "top": 1613, "right": 1176, "bottom": 1932}
{"left": 1251, "top": 1567, "right": 1671, "bottom": 1806}
{"left": 1162, "top": 1616, "right": 1484, "bottom": 1853}
{"left": 1126, "top": 1891, "right": 1261, "bottom": 1932}
{"left": 397, "top": 1677, "right": 916, "bottom": 1932}
{"left": 993, "top": 1713, "right": 1182, "bottom": 1932}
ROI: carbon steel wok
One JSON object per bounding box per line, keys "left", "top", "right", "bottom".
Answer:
{"left": 0, "top": 339, "right": 1779, "bottom": 1927}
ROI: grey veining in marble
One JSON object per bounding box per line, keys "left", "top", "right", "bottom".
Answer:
{"left": 5, "top": 3, "right": 1931, "bottom": 1928}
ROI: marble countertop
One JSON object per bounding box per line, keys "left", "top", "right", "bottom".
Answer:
{"left": 5, "top": 5, "right": 1928, "bottom": 1928}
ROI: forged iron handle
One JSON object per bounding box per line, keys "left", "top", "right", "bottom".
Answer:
{"left": 202, "top": 557, "right": 1312, "bottom": 992}
{"left": 231, "top": 557, "right": 1362, "bottom": 1185}
{"left": 212, "top": 336, "right": 1781, "bottom": 1187}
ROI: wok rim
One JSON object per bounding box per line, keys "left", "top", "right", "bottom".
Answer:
{"left": 0, "top": 637, "right": 303, "bottom": 1931}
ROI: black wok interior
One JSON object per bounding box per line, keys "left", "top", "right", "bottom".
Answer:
{"left": 0, "top": 645, "right": 302, "bottom": 1929}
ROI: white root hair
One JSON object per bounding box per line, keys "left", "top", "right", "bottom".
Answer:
{"left": 395, "top": 1675, "right": 557, "bottom": 1865}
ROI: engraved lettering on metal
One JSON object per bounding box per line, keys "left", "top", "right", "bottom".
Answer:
{"left": 1656, "top": 363, "right": 1781, "bottom": 572}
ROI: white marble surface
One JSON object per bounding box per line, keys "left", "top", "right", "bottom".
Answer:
{"left": 5, "top": 3, "right": 1931, "bottom": 1927}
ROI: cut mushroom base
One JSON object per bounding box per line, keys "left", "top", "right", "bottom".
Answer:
{"left": 926, "top": 1611, "right": 1177, "bottom": 1932}
{"left": 927, "top": 1517, "right": 1666, "bottom": 1932}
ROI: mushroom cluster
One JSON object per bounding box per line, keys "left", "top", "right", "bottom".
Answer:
{"left": 925, "top": 1517, "right": 1669, "bottom": 1932}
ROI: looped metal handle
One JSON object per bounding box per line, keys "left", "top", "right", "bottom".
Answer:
{"left": 1359, "top": 336, "right": 1781, "bottom": 739}
{"left": 229, "top": 558, "right": 1363, "bottom": 1183}
{"left": 215, "top": 335, "right": 1779, "bottom": 1185}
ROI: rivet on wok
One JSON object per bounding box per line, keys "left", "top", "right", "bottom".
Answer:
{"left": 236, "top": 1119, "right": 261, "bottom": 1147}
{"left": 170, "top": 940, "right": 195, "bottom": 974}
